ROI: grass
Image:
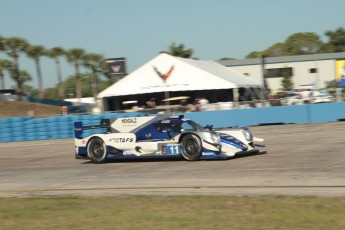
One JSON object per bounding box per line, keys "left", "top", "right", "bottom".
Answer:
{"left": 1, "top": 196, "right": 345, "bottom": 229}
{"left": 0, "top": 101, "right": 61, "bottom": 118}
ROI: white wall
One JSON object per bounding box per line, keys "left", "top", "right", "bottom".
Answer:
{"left": 226, "top": 60, "right": 336, "bottom": 91}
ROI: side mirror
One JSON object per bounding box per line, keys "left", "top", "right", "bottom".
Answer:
{"left": 205, "top": 124, "right": 213, "bottom": 130}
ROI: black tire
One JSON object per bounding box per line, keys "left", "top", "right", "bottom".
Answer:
{"left": 87, "top": 137, "right": 108, "bottom": 164}
{"left": 180, "top": 134, "right": 202, "bottom": 161}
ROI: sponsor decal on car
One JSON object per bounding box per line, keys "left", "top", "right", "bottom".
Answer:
{"left": 108, "top": 137, "right": 134, "bottom": 143}
{"left": 123, "top": 150, "right": 134, "bottom": 155}
{"left": 121, "top": 118, "right": 137, "bottom": 124}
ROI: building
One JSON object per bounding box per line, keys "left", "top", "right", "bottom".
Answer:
{"left": 218, "top": 52, "right": 345, "bottom": 91}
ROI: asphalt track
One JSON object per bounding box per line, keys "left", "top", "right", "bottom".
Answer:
{"left": 1, "top": 122, "right": 344, "bottom": 197}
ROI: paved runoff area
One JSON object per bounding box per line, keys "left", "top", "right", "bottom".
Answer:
{"left": 0, "top": 122, "right": 344, "bottom": 197}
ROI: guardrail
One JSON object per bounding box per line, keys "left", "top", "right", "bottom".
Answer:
{"left": 1, "top": 102, "right": 345, "bottom": 143}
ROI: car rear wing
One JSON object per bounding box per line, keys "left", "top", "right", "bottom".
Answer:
{"left": 74, "top": 119, "right": 111, "bottom": 139}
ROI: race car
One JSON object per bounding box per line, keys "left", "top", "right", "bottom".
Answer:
{"left": 74, "top": 115, "right": 265, "bottom": 163}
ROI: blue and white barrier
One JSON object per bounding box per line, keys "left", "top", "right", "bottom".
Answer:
{"left": 1, "top": 103, "right": 345, "bottom": 143}
{"left": 183, "top": 102, "right": 345, "bottom": 127}
{"left": 0, "top": 113, "right": 145, "bottom": 143}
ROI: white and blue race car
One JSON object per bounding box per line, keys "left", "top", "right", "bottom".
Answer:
{"left": 74, "top": 115, "right": 265, "bottom": 163}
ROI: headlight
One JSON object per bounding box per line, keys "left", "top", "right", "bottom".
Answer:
{"left": 210, "top": 133, "right": 220, "bottom": 143}
{"left": 203, "top": 132, "right": 220, "bottom": 144}
{"left": 242, "top": 129, "right": 253, "bottom": 141}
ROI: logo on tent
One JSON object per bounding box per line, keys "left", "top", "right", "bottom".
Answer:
{"left": 153, "top": 65, "right": 175, "bottom": 82}
{"left": 111, "top": 65, "right": 121, "bottom": 73}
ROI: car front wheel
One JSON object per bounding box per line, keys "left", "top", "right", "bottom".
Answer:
{"left": 180, "top": 134, "right": 202, "bottom": 161}
{"left": 87, "top": 137, "right": 108, "bottom": 164}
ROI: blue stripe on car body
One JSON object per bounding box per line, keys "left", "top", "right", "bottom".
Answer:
{"left": 219, "top": 133, "right": 248, "bottom": 151}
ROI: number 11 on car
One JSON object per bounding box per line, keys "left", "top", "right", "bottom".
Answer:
{"left": 167, "top": 144, "right": 181, "bottom": 155}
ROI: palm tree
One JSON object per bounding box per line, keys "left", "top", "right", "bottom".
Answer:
{"left": 47, "top": 47, "right": 65, "bottom": 100}
{"left": 3, "top": 37, "right": 29, "bottom": 93}
{"left": 26, "top": 45, "right": 46, "bottom": 99}
{"left": 0, "top": 59, "right": 12, "bottom": 89}
{"left": 65, "top": 48, "right": 85, "bottom": 102}
{"left": 16, "top": 70, "right": 32, "bottom": 92}
{"left": 83, "top": 53, "right": 104, "bottom": 101}
{"left": 6, "top": 69, "right": 32, "bottom": 94}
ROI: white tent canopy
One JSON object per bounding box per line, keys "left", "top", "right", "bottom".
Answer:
{"left": 98, "top": 53, "right": 261, "bottom": 98}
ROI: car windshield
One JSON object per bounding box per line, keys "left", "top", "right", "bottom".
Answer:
{"left": 153, "top": 119, "right": 204, "bottom": 133}
{"left": 181, "top": 120, "right": 204, "bottom": 131}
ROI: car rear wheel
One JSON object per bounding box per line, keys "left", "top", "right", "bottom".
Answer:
{"left": 87, "top": 137, "right": 108, "bottom": 164}
{"left": 180, "top": 134, "right": 202, "bottom": 161}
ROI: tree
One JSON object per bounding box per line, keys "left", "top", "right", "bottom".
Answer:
{"left": 9, "top": 70, "right": 32, "bottom": 92}
{"left": 263, "top": 43, "right": 285, "bottom": 57}
{"left": 3, "top": 37, "right": 29, "bottom": 93}
{"left": 246, "top": 51, "right": 262, "bottom": 59}
{"left": 43, "top": 73, "right": 111, "bottom": 100}
{"left": 324, "top": 27, "right": 345, "bottom": 52}
{"left": 218, "top": 57, "right": 235, "bottom": 61}
{"left": 246, "top": 44, "right": 285, "bottom": 59}
{"left": 0, "top": 59, "right": 12, "bottom": 89}
{"left": 0, "top": 35, "right": 5, "bottom": 51}
{"left": 65, "top": 48, "right": 85, "bottom": 102}
{"left": 166, "top": 43, "right": 193, "bottom": 58}
{"left": 284, "top": 32, "right": 322, "bottom": 55}
{"left": 22, "top": 84, "right": 38, "bottom": 97}
{"left": 245, "top": 32, "right": 323, "bottom": 58}
{"left": 47, "top": 47, "right": 65, "bottom": 100}
{"left": 281, "top": 69, "right": 294, "bottom": 91}
{"left": 63, "top": 73, "right": 110, "bottom": 99}
{"left": 83, "top": 53, "right": 104, "bottom": 101}
{"left": 26, "top": 45, "right": 46, "bottom": 98}
{"left": 325, "top": 79, "right": 336, "bottom": 88}
{"left": 44, "top": 86, "right": 59, "bottom": 99}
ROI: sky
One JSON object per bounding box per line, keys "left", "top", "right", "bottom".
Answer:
{"left": 1, "top": 0, "right": 344, "bottom": 90}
